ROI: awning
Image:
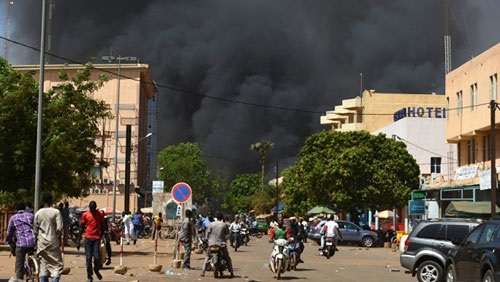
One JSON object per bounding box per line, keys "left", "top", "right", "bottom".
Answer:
{"left": 445, "top": 201, "right": 500, "bottom": 217}
{"left": 307, "top": 206, "right": 335, "bottom": 215}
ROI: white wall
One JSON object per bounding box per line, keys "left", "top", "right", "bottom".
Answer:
{"left": 374, "top": 117, "right": 455, "bottom": 177}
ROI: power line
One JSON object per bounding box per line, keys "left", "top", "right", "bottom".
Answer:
{"left": 0, "top": 35, "right": 484, "bottom": 116}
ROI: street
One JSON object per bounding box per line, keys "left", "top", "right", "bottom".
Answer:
{"left": 0, "top": 238, "right": 413, "bottom": 282}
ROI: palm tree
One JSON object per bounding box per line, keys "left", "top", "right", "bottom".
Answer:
{"left": 250, "top": 141, "right": 274, "bottom": 186}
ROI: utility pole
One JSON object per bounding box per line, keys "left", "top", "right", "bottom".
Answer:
{"left": 102, "top": 55, "right": 136, "bottom": 220}
{"left": 124, "top": 124, "right": 132, "bottom": 213}
{"left": 490, "top": 100, "right": 499, "bottom": 217}
{"left": 3, "top": 1, "right": 14, "bottom": 60}
{"left": 34, "top": 0, "right": 47, "bottom": 211}
{"left": 275, "top": 160, "right": 279, "bottom": 213}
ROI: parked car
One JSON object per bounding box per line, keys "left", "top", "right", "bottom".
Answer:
{"left": 400, "top": 219, "right": 480, "bottom": 282}
{"left": 446, "top": 219, "right": 500, "bottom": 282}
{"left": 308, "top": 220, "right": 378, "bottom": 248}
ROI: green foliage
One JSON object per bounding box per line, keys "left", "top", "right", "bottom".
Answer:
{"left": 282, "top": 131, "right": 420, "bottom": 215}
{"left": 224, "top": 173, "right": 261, "bottom": 213}
{"left": 158, "top": 142, "right": 215, "bottom": 204}
{"left": 0, "top": 59, "right": 110, "bottom": 200}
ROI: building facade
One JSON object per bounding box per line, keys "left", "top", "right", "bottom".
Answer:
{"left": 320, "top": 90, "right": 447, "bottom": 133}
{"left": 14, "top": 64, "right": 157, "bottom": 204}
{"left": 424, "top": 43, "right": 500, "bottom": 217}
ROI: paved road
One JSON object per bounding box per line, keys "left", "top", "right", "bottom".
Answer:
{"left": 0, "top": 238, "right": 415, "bottom": 282}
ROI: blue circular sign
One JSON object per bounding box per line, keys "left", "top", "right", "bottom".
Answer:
{"left": 171, "top": 182, "right": 192, "bottom": 203}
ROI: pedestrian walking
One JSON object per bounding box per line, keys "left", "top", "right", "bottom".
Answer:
{"left": 81, "top": 201, "right": 104, "bottom": 282}
{"left": 6, "top": 202, "right": 36, "bottom": 281}
{"left": 132, "top": 209, "right": 143, "bottom": 244}
{"left": 34, "top": 192, "right": 64, "bottom": 282}
{"left": 152, "top": 212, "right": 163, "bottom": 240}
{"left": 122, "top": 211, "right": 134, "bottom": 244}
{"left": 61, "top": 202, "right": 70, "bottom": 246}
{"left": 178, "top": 209, "right": 194, "bottom": 270}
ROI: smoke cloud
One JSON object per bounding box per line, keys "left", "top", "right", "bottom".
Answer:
{"left": 6, "top": 0, "right": 500, "bottom": 178}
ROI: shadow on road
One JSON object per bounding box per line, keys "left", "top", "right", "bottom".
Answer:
{"left": 294, "top": 268, "right": 315, "bottom": 272}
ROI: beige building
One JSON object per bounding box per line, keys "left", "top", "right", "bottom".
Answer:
{"left": 320, "top": 90, "right": 447, "bottom": 133}
{"left": 421, "top": 43, "right": 500, "bottom": 217}
{"left": 14, "top": 64, "right": 157, "bottom": 202}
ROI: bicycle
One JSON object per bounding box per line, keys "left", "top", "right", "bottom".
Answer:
{"left": 24, "top": 250, "right": 39, "bottom": 282}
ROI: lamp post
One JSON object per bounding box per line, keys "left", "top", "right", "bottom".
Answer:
{"left": 101, "top": 55, "right": 137, "bottom": 221}
{"left": 34, "top": 0, "right": 47, "bottom": 211}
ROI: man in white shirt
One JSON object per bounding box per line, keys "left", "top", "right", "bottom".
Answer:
{"left": 229, "top": 217, "right": 241, "bottom": 247}
{"left": 320, "top": 215, "right": 341, "bottom": 251}
{"left": 34, "top": 193, "right": 63, "bottom": 282}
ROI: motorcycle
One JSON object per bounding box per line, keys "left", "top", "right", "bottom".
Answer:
{"left": 231, "top": 231, "right": 242, "bottom": 252}
{"left": 240, "top": 227, "right": 250, "bottom": 246}
{"left": 269, "top": 239, "right": 289, "bottom": 280}
{"left": 287, "top": 238, "right": 300, "bottom": 271}
{"left": 206, "top": 245, "right": 230, "bottom": 279}
{"left": 322, "top": 236, "right": 336, "bottom": 259}
{"left": 68, "top": 214, "right": 82, "bottom": 249}
{"left": 107, "top": 217, "right": 122, "bottom": 245}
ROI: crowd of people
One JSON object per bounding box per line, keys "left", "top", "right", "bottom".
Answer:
{"left": 6, "top": 197, "right": 345, "bottom": 281}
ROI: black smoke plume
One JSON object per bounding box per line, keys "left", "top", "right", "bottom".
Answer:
{"left": 6, "top": 0, "right": 500, "bottom": 178}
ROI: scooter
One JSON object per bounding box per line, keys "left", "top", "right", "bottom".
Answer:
{"left": 269, "top": 239, "right": 289, "bottom": 280}
{"left": 322, "top": 236, "right": 336, "bottom": 259}
{"left": 206, "top": 245, "right": 229, "bottom": 279}
{"left": 240, "top": 227, "right": 250, "bottom": 246}
{"left": 287, "top": 237, "right": 300, "bottom": 270}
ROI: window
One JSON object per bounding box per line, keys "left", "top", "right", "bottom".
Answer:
{"left": 467, "top": 139, "right": 476, "bottom": 164}
{"left": 345, "top": 223, "right": 360, "bottom": 231}
{"left": 417, "top": 224, "right": 445, "bottom": 240}
{"left": 465, "top": 225, "right": 484, "bottom": 245}
{"left": 491, "top": 74, "right": 498, "bottom": 101}
{"left": 457, "top": 91, "right": 463, "bottom": 115}
{"left": 446, "top": 225, "right": 471, "bottom": 245}
{"left": 431, "top": 157, "right": 442, "bottom": 174}
{"left": 458, "top": 142, "right": 462, "bottom": 166}
{"left": 483, "top": 135, "right": 490, "bottom": 161}
{"left": 470, "top": 83, "right": 478, "bottom": 111}
{"left": 478, "top": 224, "right": 498, "bottom": 244}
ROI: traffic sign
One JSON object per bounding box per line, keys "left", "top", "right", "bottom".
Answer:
{"left": 409, "top": 200, "right": 425, "bottom": 215}
{"left": 411, "top": 190, "right": 426, "bottom": 200}
{"left": 171, "top": 182, "right": 192, "bottom": 203}
{"left": 152, "top": 181, "right": 164, "bottom": 193}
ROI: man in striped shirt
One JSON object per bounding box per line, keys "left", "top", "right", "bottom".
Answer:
{"left": 6, "top": 202, "right": 36, "bottom": 281}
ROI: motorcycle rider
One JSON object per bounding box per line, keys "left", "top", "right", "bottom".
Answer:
{"left": 287, "top": 217, "right": 304, "bottom": 264}
{"left": 201, "top": 213, "right": 234, "bottom": 278}
{"left": 320, "top": 215, "right": 342, "bottom": 253}
{"left": 229, "top": 216, "right": 242, "bottom": 247}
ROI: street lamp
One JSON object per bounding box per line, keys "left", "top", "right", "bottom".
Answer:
{"left": 101, "top": 55, "right": 137, "bottom": 220}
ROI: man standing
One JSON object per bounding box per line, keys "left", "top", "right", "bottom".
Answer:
{"left": 6, "top": 202, "right": 36, "bottom": 281}
{"left": 201, "top": 213, "right": 234, "bottom": 278}
{"left": 152, "top": 212, "right": 163, "bottom": 240}
{"left": 61, "top": 201, "right": 71, "bottom": 246}
{"left": 178, "top": 209, "right": 194, "bottom": 270}
{"left": 34, "top": 193, "right": 64, "bottom": 282}
{"left": 81, "top": 201, "right": 104, "bottom": 282}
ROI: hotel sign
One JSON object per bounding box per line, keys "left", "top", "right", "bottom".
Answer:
{"left": 393, "top": 107, "right": 447, "bottom": 122}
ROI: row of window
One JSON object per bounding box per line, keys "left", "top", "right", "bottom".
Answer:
{"left": 457, "top": 136, "right": 491, "bottom": 166}
{"left": 455, "top": 73, "right": 498, "bottom": 114}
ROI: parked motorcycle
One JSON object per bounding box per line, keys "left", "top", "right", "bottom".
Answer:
{"left": 68, "top": 214, "right": 82, "bottom": 249}
{"left": 269, "top": 239, "right": 289, "bottom": 280}
{"left": 322, "top": 236, "right": 336, "bottom": 259}
{"left": 106, "top": 217, "right": 122, "bottom": 245}
{"left": 240, "top": 227, "right": 250, "bottom": 246}
{"left": 206, "top": 245, "right": 230, "bottom": 278}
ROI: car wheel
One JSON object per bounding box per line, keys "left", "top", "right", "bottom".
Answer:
{"left": 483, "top": 269, "right": 495, "bottom": 282}
{"left": 417, "top": 260, "right": 443, "bottom": 282}
{"left": 361, "top": 236, "right": 374, "bottom": 248}
{"left": 446, "top": 264, "right": 456, "bottom": 282}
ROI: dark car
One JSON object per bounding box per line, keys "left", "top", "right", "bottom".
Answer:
{"left": 446, "top": 219, "right": 500, "bottom": 282}
{"left": 400, "top": 219, "right": 480, "bottom": 282}
{"left": 308, "top": 220, "right": 378, "bottom": 248}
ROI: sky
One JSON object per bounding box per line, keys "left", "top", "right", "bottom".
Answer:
{"left": 3, "top": 0, "right": 500, "bottom": 179}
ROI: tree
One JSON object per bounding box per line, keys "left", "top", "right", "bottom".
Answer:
{"left": 0, "top": 59, "right": 111, "bottom": 202}
{"left": 250, "top": 141, "right": 274, "bottom": 186}
{"left": 281, "top": 131, "right": 419, "bottom": 215}
{"left": 224, "top": 173, "right": 261, "bottom": 213}
{"left": 158, "top": 142, "right": 214, "bottom": 204}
